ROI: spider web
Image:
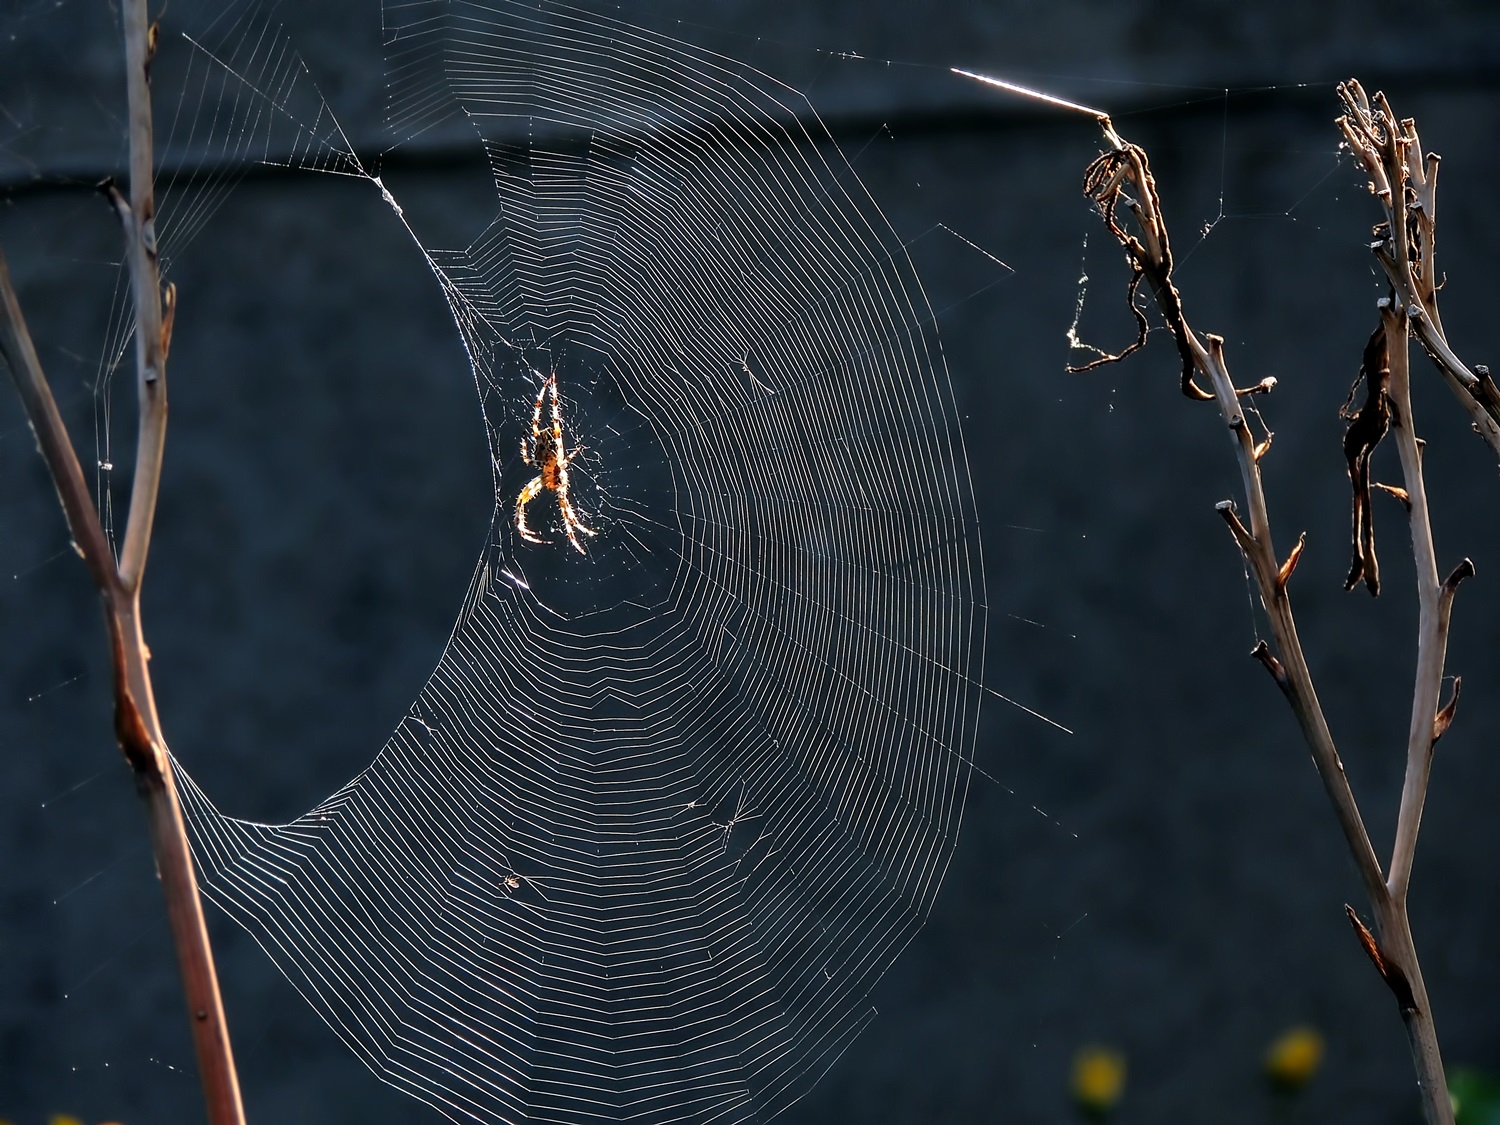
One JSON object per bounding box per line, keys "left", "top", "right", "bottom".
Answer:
{"left": 154, "top": 2, "right": 986, "bottom": 1121}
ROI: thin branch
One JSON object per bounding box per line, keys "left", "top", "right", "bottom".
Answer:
{"left": 1197, "top": 333, "right": 1389, "bottom": 907}
{"left": 116, "top": 0, "right": 168, "bottom": 592}
{"left": 111, "top": 597, "right": 244, "bottom": 1125}
{"left": 1065, "top": 115, "right": 1396, "bottom": 906}
{"left": 0, "top": 251, "right": 120, "bottom": 595}
{"left": 2, "top": 269, "right": 245, "bottom": 1125}
{"left": 113, "top": 3, "right": 245, "bottom": 1120}
{"left": 0, "top": 3, "right": 247, "bottom": 1122}
{"left": 1380, "top": 295, "right": 1461, "bottom": 905}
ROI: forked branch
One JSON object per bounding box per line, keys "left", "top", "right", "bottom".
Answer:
{"left": 0, "top": 3, "right": 245, "bottom": 1122}
{"left": 1036, "top": 84, "right": 1458, "bottom": 1123}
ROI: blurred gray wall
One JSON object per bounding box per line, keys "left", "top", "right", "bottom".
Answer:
{"left": 2, "top": 1, "right": 1499, "bottom": 1122}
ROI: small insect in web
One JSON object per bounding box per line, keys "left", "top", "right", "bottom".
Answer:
{"left": 515, "top": 372, "right": 597, "bottom": 553}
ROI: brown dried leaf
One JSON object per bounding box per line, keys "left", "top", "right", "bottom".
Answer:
{"left": 1341, "top": 322, "right": 1392, "bottom": 595}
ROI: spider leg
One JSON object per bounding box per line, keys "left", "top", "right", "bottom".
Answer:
{"left": 559, "top": 454, "right": 591, "bottom": 518}
{"left": 557, "top": 495, "right": 595, "bottom": 553}
{"left": 547, "top": 376, "right": 567, "bottom": 452}
{"left": 518, "top": 372, "right": 597, "bottom": 553}
{"left": 562, "top": 483, "right": 595, "bottom": 535}
{"left": 523, "top": 375, "right": 549, "bottom": 463}
{"left": 515, "top": 475, "right": 549, "bottom": 544}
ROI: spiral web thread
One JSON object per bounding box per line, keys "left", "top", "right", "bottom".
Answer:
{"left": 162, "top": 2, "right": 986, "bottom": 1121}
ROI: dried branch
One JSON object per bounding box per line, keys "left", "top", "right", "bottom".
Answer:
{"left": 1379, "top": 292, "right": 1464, "bottom": 908}
{"left": 952, "top": 62, "right": 1475, "bottom": 1123}
{"left": 1065, "top": 131, "right": 1393, "bottom": 898}
{"left": 0, "top": 252, "right": 120, "bottom": 596}
{"left": 1338, "top": 80, "right": 1500, "bottom": 459}
{"left": 0, "top": 3, "right": 246, "bottom": 1122}
{"left": 1062, "top": 99, "right": 1456, "bottom": 1125}
{"left": 1067, "top": 141, "right": 1210, "bottom": 399}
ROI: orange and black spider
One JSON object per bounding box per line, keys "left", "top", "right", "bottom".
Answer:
{"left": 515, "top": 373, "right": 596, "bottom": 553}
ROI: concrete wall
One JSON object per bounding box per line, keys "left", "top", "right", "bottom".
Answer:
{"left": 2, "top": 1, "right": 1499, "bottom": 1122}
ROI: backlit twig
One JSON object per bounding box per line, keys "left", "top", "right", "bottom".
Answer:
{"left": 0, "top": 3, "right": 246, "bottom": 1122}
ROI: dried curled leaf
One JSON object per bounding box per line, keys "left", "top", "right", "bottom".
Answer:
{"left": 1432, "top": 676, "right": 1461, "bottom": 746}
{"left": 1341, "top": 322, "right": 1392, "bottom": 595}
{"left": 1068, "top": 142, "right": 1209, "bottom": 400}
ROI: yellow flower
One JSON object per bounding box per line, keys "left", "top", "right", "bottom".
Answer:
{"left": 1071, "top": 1045, "right": 1127, "bottom": 1113}
{"left": 1265, "top": 1025, "right": 1325, "bottom": 1090}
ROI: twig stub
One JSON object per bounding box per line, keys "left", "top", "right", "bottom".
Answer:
{"left": 1442, "top": 557, "right": 1475, "bottom": 592}
{"left": 1249, "top": 640, "right": 1291, "bottom": 699}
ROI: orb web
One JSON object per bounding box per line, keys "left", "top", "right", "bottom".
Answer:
{"left": 167, "top": 1, "right": 986, "bottom": 1121}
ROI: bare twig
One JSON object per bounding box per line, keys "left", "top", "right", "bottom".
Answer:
{"left": 116, "top": 0, "right": 169, "bottom": 591}
{"left": 1377, "top": 293, "right": 1469, "bottom": 912}
{"left": 954, "top": 66, "right": 1460, "bottom": 1122}
{"left": 0, "top": 252, "right": 119, "bottom": 594}
{"left": 0, "top": 3, "right": 246, "bottom": 1123}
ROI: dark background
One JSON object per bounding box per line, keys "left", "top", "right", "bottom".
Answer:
{"left": 3, "top": 1, "right": 1499, "bottom": 1122}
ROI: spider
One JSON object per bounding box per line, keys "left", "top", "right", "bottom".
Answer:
{"left": 515, "top": 373, "right": 596, "bottom": 553}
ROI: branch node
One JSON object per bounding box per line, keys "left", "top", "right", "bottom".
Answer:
{"left": 109, "top": 624, "right": 162, "bottom": 781}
